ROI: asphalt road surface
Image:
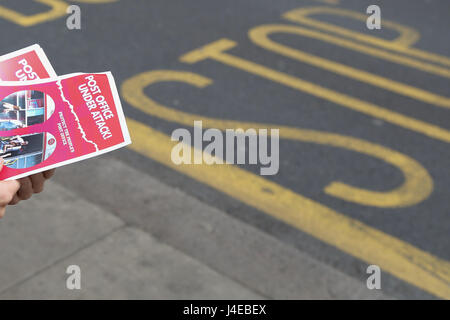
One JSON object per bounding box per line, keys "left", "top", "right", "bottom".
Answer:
{"left": 0, "top": 0, "right": 449, "bottom": 299}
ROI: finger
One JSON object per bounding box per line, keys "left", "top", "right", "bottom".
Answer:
{"left": 0, "top": 207, "right": 5, "bottom": 219}
{"left": 8, "top": 194, "right": 20, "bottom": 205}
{"left": 43, "top": 169, "right": 55, "bottom": 180}
{"left": 0, "top": 180, "right": 20, "bottom": 205}
{"left": 17, "top": 177, "right": 33, "bottom": 200}
{"left": 30, "top": 173, "right": 45, "bottom": 193}
{"left": 4, "top": 180, "right": 20, "bottom": 194}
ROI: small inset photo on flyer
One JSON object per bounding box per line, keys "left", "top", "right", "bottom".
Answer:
{"left": 0, "top": 90, "right": 55, "bottom": 131}
{"left": 0, "top": 132, "right": 56, "bottom": 169}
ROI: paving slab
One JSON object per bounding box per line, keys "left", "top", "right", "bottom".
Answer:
{"left": 0, "top": 227, "right": 262, "bottom": 299}
{"left": 0, "top": 181, "right": 124, "bottom": 293}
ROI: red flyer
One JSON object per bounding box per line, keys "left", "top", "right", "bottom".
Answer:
{"left": 0, "top": 44, "right": 56, "bottom": 81}
{"left": 0, "top": 46, "right": 131, "bottom": 180}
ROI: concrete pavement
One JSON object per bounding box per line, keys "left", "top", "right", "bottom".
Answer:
{"left": 0, "top": 156, "right": 388, "bottom": 299}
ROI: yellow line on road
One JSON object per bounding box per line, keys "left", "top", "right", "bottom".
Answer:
{"left": 249, "top": 24, "right": 450, "bottom": 109}
{"left": 316, "top": 0, "right": 339, "bottom": 4}
{"left": 0, "top": 0, "right": 117, "bottom": 27}
{"left": 180, "top": 39, "right": 450, "bottom": 144}
{"left": 314, "top": 0, "right": 340, "bottom": 5}
{"left": 0, "top": 0, "right": 68, "bottom": 27}
{"left": 121, "top": 70, "right": 433, "bottom": 208}
{"left": 284, "top": 7, "right": 450, "bottom": 68}
{"left": 282, "top": 8, "right": 450, "bottom": 78}
{"left": 126, "top": 117, "right": 450, "bottom": 299}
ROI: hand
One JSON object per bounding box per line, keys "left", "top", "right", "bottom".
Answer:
{"left": 8, "top": 169, "right": 55, "bottom": 205}
{"left": 0, "top": 160, "right": 20, "bottom": 218}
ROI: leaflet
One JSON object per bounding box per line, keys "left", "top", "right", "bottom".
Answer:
{"left": 0, "top": 44, "right": 56, "bottom": 81}
{"left": 0, "top": 45, "right": 131, "bottom": 180}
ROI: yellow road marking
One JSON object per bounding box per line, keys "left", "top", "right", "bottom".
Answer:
{"left": 126, "top": 117, "right": 450, "bottom": 299}
{"left": 0, "top": 0, "right": 117, "bottom": 27}
{"left": 121, "top": 70, "right": 433, "bottom": 208}
{"left": 315, "top": 0, "right": 340, "bottom": 5}
{"left": 284, "top": 7, "right": 450, "bottom": 68}
{"left": 249, "top": 24, "right": 450, "bottom": 109}
{"left": 281, "top": 8, "right": 450, "bottom": 78}
{"left": 285, "top": 6, "right": 419, "bottom": 47}
{"left": 179, "top": 39, "right": 450, "bottom": 144}
{"left": 0, "top": 0, "right": 68, "bottom": 27}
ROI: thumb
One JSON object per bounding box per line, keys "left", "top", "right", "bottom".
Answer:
{"left": 0, "top": 159, "right": 18, "bottom": 190}
{"left": 0, "top": 157, "right": 20, "bottom": 192}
